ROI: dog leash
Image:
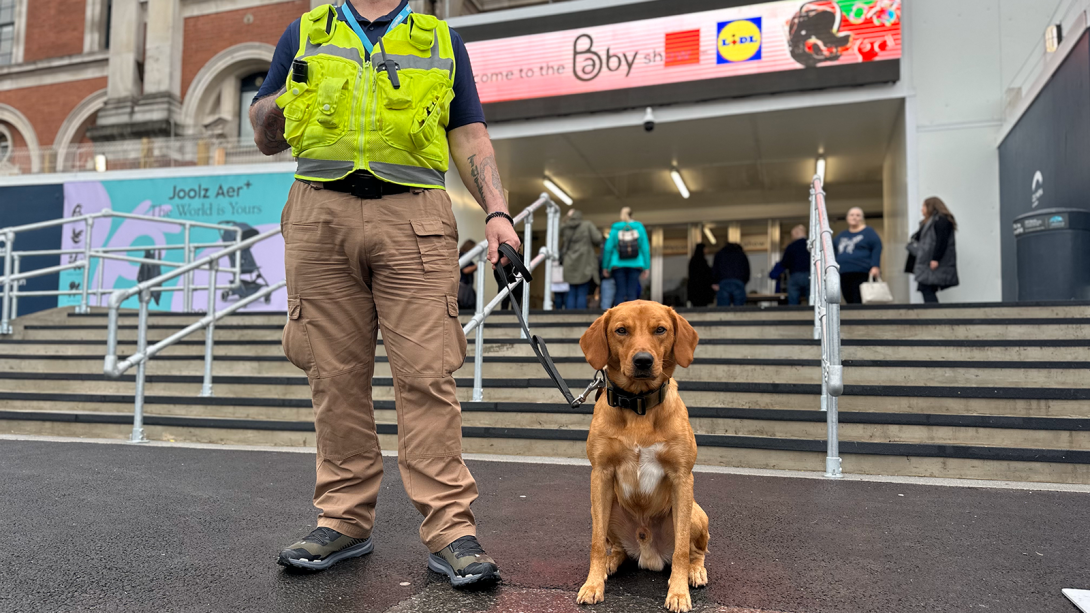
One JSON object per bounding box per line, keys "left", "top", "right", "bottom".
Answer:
{"left": 494, "top": 243, "right": 605, "bottom": 408}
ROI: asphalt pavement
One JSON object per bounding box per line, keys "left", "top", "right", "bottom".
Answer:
{"left": 0, "top": 439, "right": 1087, "bottom": 613}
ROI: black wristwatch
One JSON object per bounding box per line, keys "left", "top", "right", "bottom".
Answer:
{"left": 485, "top": 211, "right": 514, "bottom": 226}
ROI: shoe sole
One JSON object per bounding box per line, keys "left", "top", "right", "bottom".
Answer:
{"left": 277, "top": 537, "right": 374, "bottom": 571}
{"left": 427, "top": 553, "right": 501, "bottom": 587}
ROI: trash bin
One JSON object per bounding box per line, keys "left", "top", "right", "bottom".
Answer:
{"left": 1013, "top": 208, "right": 1090, "bottom": 301}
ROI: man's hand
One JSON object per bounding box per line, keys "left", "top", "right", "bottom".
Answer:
{"left": 449, "top": 123, "right": 521, "bottom": 266}
{"left": 486, "top": 218, "right": 521, "bottom": 266}
{"left": 929, "top": 260, "right": 939, "bottom": 271}
{"left": 249, "top": 90, "right": 290, "bottom": 155}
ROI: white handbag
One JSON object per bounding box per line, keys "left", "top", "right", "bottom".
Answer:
{"left": 860, "top": 273, "right": 894, "bottom": 304}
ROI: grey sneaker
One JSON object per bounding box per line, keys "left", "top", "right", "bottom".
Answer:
{"left": 428, "top": 535, "right": 500, "bottom": 587}
{"left": 277, "top": 527, "right": 373, "bottom": 571}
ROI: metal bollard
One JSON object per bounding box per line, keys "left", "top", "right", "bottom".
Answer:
{"left": 11, "top": 255, "right": 19, "bottom": 320}
{"left": 521, "top": 211, "right": 532, "bottom": 338}
{"left": 1, "top": 231, "right": 14, "bottom": 335}
{"left": 200, "top": 261, "right": 217, "bottom": 397}
{"left": 130, "top": 288, "right": 151, "bottom": 443}
{"left": 77, "top": 218, "right": 94, "bottom": 314}
{"left": 472, "top": 248, "right": 487, "bottom": 402}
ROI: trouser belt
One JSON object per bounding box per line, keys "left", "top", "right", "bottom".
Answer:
{"left": 316, "top": 171, "right": 412, "bottom": 199}
{"left": 495, "top": 243, "right": 604, "bottom": 408}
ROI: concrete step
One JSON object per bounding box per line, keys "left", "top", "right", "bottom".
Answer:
{"left": 2, "top": 408, "right": 1088, "bottom": 484}
{"left": 49, "top": 302, "right": 1090, "bottom": 324}
{"left": 2, "top": 394, "right": 1088, "bottom": 452}
{"left": 6, "top": 338, "right": 1090, "bottom": 362}
{"left": 18, "top": 318, "right": 1090, "bottom": 343}
{"left": 3, "top": 355, "right": 1088, "bottom": 388}
{"left": 3, "top": 373, "right": 1089, "bottom": 414}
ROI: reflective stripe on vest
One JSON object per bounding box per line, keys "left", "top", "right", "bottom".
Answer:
{"left": 296, "top": 157, "right": 356, "bottom": 180}
{"left": 369, "top": 162, "right": 445, "bottom": 187}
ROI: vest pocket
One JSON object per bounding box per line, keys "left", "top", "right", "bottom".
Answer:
{"left": 279, "top": 56, "right": 359, "bottom": 155}
{"left": 377, "top": 70, "right": 451, "bottom": 162}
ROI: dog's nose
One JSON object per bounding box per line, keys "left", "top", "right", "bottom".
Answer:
{"left": 633, "top": 352, "right": 654, "bottom": 371}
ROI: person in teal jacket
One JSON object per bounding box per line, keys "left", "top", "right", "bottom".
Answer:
{"left": 603, "top": 207, "right": 651, "bottom": 304}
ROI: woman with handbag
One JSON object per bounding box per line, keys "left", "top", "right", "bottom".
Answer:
{"left": 834, "top": 207, "right": 883, "bottom": 304}
{"left": 908, "top": 197, "right": 959, "bottom": 303}
{"left": 603, "top": 207, "right": 651, "bottom": 304}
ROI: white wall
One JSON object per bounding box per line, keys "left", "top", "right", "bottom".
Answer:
{"left": 906, "top": 0, "right": 1066, "bottom": 302}
{"left": 882, "top": 102, "right": 910, "bottom": 303}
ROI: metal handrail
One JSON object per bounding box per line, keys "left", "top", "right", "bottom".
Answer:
{"left": 458, "top": 193, "right": 561, "bottom": 401}
{"left": 0, "top": 209, "right": 243, "bottom": 334}
{"left": 808, "top": 176, "right": 844, "bottom": 478}
{"left": 102, "top": 227, "right": 285, "bottom": 443}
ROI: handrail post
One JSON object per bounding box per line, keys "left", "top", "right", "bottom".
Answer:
{"left": 521, "top": 210, "right": 533, "bottom": 338}
{"left": 183, "top": 223, "right": 192, "bottom": 312}
{"left": 130, "top": 288, "right": 151, "bottom": 443}
{"left": 200, "top": 260, "right": 218, "bottom": 397}
{"left": 1, "top": 230, "right": 13, "bottom": 334}
{"left": 472, "top": 247, "right": 486, "bottom": 402}
{"left": 542, "top": 199, "right": 555, "bottom": 311}
{"left": 77, "top": 217, "right": 94, "bottom": 314}
{"left": 11, "top": 255, "right": 19, "bottom": 319}
{"left": 809, "top": 188, "right": 820, "bottom": 340}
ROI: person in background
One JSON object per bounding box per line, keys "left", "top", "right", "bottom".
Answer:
{"left": 712, "top": 242, "right": 750, "bottom": 307}
{"left": 603, "top": 207, "right": 651, "bottom": 304}
{"left": 778, "top": 225, "right": 811, "bottom": 305}
{"left": 598, "top": 250, "right": 616, "bottom": 310}
{"left": 911, "top": 197, "right": 959, "bottom": 303}
{"left": 834, "top": 207, "right": 882, "bottom": 304}
{"left": 687, "top": 243, "right": 715, "bottom": 307}
{"left": 458, "top": 240, "right": 478, "bottom": 311}
{"left": 560, "top": 209, "right": 603, "bottom": 310}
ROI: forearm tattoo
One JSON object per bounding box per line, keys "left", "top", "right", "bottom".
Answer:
{"left": 252, "top": 89, "right": 290, "bottom": 154}
{"left": 468, "top": 153, "right": 504, "bottom": 205}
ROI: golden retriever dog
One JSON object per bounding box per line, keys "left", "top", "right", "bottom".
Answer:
{"left": 575, "top": 300, "right": 709, "bottom": 613}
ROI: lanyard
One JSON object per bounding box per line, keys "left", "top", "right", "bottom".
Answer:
{"left": 339, "top": 2, "right": 412, "bottom": 56}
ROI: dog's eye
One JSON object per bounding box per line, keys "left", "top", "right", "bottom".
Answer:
{"left": 615, "top": 327, "right": 627, "bottom": 336}
{"left": 655, "top": 326, "right": 667, "bottom": 335}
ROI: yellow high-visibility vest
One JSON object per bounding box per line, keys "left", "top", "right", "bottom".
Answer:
{"left": 277, "top": 5, "right": 456, "bottom": 189}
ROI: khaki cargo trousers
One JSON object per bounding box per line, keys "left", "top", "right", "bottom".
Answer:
{"left": 280, "top": 180, "right": 476, "bottom": 553}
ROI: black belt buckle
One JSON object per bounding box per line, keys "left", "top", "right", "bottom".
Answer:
{"left": 350, "top": 179, "right": 383, "bottom": 200}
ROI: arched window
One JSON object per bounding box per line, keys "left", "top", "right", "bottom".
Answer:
{"left": 0, "top": 124, "right": 12, "bottom": 164}
{"left": 238, "top": 72, "right": 266, "bottom": 140}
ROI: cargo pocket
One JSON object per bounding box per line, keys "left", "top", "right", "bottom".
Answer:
{"left": 445, "top": 294, "right": 467, "bottom": 375}
{"left": 411, "top": 218, "right": 451, "bottom": 275}
{"left": 282, "top": 295, "right": 318, "bottom": 378}
{"left": 377, "top": 70, "right": 452, "bottom": 162}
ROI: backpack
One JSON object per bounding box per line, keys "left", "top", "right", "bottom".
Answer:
{"left": 617, "top": 224, "right": 640, "bottom": 260}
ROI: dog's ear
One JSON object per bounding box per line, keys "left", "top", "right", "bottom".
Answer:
{"left": 671, "top": 309, "right": 699, "bottom": 368}
{"left": 580, "top": 310, "right": 611, "bottom": 370}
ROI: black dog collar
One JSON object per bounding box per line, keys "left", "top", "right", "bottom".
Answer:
{"left": 604, "top": 374, "right": 668, "bottom": 416}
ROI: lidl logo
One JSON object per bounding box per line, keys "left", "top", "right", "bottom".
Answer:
{"left": 717, "top": 18, "right": 762, "bottom": 64}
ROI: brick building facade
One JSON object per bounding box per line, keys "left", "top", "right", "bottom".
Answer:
{"left": 0, "top": 0, "right": 541, "bottom": 174}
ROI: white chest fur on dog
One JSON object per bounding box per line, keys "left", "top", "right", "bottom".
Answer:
{"left": 620, "top": 442, "right": 667, "bottom": 500}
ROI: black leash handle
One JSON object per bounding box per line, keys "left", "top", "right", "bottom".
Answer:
{"left": 495, "top": 243, "right": 604, "bottom": 408}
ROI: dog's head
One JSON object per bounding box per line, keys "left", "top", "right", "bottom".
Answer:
{"left": 579, "top": 300, "right": 699, "bottom": 390}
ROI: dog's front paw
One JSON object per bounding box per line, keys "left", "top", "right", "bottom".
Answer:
{"left": 577, "top": 581, "right": 605, "bottom": 605}
{"left": 688, "top": 564, "right": 708, "bottom": 588}
{"left": 664, "top": 587, "right": 692, "bottom": 612}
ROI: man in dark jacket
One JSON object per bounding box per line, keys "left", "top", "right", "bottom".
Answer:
{"left": 778, "top": 225, "right": 810, "bottom": 305}
{"left": 712, "top": 242, "right": 750, "bottom": 307}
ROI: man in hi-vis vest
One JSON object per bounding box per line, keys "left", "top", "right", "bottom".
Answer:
{"left": 250, "top": 0, "right": 519, "bottom": 587}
